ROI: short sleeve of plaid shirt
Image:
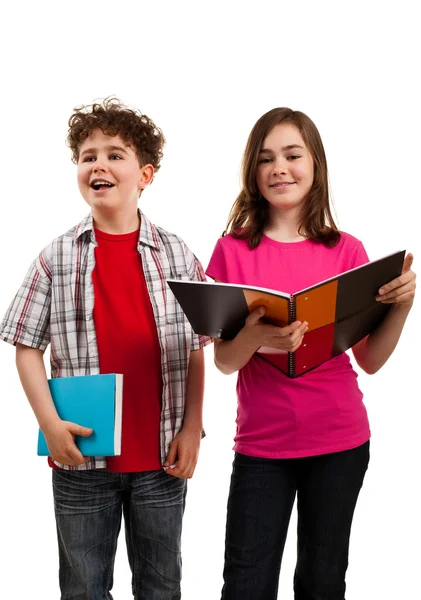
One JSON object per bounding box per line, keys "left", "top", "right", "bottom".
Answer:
{"left": 0, "top": 252, "right": 52, "bottom": 351}
{"left": 183, "top": 242, "right": 213, "bottom": 351}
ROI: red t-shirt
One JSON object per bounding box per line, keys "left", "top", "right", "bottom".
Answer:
{"left": 91, "top": 228, "right": 162, "bottom": 472}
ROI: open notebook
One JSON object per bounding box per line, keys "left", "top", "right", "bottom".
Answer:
{"left": 167, "top": 250, "right": 405, "bottom": 377}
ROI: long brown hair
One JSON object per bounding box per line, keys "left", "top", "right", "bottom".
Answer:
{"left": 225, "top": 108, "right": 340, "bottom": 248}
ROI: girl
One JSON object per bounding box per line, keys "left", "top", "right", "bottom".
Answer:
{"left": 206, "top": 108, "right": 416, "bottom": 600}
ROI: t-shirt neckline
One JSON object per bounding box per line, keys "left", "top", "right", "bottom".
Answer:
{"left": 94, "top": 228, "right": 140, "bottom": 242}
{"left": 262, "top": 234, "right": 314, "bottom": 249}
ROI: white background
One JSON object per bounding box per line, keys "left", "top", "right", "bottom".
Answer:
{"left": 1, "top": 1, "right": 419, "bottom": 598}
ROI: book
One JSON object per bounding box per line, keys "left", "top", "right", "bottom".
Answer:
{"left": 37, "top": 373, "right": 123, "bottom": 456}
{"left": 167, "top": 250, "right": 405, "bottom": 378}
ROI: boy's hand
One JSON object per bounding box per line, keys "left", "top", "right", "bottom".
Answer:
{"left": 376, "top": 253, "right": 416, "bottom": 307}
{"left": 244, "top": 306, "right": 308, "bottom": 352}
{"left": 43, "top": 420, "right": 93, "bottom": 466}
{"left": 163, "top": 425, "right": 202, "bottom": 479}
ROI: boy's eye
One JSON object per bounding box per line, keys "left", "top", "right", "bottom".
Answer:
{"left": 110, "top": 154, "right": 122, "bottom": 160}
{"left": 82, "top": 156, "right": 95, "bottom": 163}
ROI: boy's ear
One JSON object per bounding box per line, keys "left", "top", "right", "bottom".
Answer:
{"left": 138, "top": 164, "right": 155, "bottom": 191}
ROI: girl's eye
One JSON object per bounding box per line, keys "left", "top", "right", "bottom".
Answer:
{"left": 287, "top": 155, "right": 300, "bottom": 160}
{"left": 258, "top": 158, "right": 272, "bottom": 164}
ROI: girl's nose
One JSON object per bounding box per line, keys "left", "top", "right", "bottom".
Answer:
{"left": 273, "top": 159, "right": 287, "bottom": 175}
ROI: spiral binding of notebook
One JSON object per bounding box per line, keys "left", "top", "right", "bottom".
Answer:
{"left": 288, "top": 296, "right": 297, "bottom": 377}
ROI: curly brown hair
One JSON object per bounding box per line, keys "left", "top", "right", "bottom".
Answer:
{"left": 67, "top": 96, "right": 165, "bottom": 171}
{"left": 226, "top": 108, "right": 340, "bottom": 248}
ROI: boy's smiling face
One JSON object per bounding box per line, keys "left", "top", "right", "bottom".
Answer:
{"left": 77, "top": 129, "right": 153, "bottom": 216}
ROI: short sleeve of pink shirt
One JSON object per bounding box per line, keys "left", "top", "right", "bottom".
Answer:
{"left": 206, "top": 232, "right": 371, "bottom": 459}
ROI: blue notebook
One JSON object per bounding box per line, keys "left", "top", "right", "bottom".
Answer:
{"left": 37, "top": 373, "right": 123, "bottom": 457}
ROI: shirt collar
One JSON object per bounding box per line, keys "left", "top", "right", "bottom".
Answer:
{"left": 73, "top": 210, "right": 162, "bottom": 251}
{"left": 138, "top": 210, "right": 162, "bottom": 250}
{"left": 74, "top": 213, "right": 94, "bottom": 244}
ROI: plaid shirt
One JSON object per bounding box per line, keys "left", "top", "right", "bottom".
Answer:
{"left": 0, "top": 211, "right": 211, "bottom": 469}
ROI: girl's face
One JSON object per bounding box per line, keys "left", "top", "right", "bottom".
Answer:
{"left": 256, "top": 123, "right": 314, "bottom": 214}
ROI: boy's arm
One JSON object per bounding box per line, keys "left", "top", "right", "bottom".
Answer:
{"left": 352, "top": 253, "right": 416, "bottom": 374}
{"left": 164, "top": 348, "right": 204, "bottom": 479}
{"left": 16, "top": 343, "right": 92, "bottom": 466}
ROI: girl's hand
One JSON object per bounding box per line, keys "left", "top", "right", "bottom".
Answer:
{"left": 376, "top": 253, "right": 416, "bottom": 306}
{"left": 243, "top": 306, "right": 308, "bottom": 352}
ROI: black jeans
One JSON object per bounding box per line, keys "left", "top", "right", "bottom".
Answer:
{"left": 221, "top": 442, "right": 370, "bottom": 600}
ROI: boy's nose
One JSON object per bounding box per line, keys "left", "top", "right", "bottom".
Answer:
{"left": 93, "top": 162, "right": 106, "bottom": 172}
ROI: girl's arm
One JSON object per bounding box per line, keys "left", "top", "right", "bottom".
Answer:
{"left": 16, "top": 343, "right": 92, "bottom": 465}
{"left": 214, "top": 307, "right": 308, "bottom": 375}
{"left": 352, "top": 253, "right": 416, "bottom": 374}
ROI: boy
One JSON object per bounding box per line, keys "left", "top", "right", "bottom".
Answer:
{"left": 0, "top": 97, "right": 210, "bottom": 599}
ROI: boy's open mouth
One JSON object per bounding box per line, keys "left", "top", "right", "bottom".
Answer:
{"left": 90, "top": 179, "right": 115, "bottom": 191}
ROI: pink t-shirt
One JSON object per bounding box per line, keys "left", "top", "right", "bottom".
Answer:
{"left": 206, "top": 232, "right": 371, "bottom": 458}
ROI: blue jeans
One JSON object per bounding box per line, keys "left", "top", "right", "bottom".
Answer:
{"left": 221, "top": 442, "right": 370, "bottom": 600}
{"left": 52, "top": 469, "right": 187, "bottom": 600}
